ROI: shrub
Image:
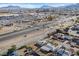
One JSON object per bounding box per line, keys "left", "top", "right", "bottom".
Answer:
{"left": 47, "top": 15, "right": 56, "bottom": 21}
{"left": 18, "top": 45, "right": 27, "bottom": 50}
{"left": 76, "top": 50, "right": 79, "bottom": 56}
{"left": 7, "top": 45, "right": 16, "bottom": 55}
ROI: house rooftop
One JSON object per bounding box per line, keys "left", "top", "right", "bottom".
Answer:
{"left": 56, "top": 49, "right": 71, "bottom": 56}
{"left": 40, "top": 43, "right": 56, "bottom": 52}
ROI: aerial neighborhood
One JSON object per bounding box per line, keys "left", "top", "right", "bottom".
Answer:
{"left": 0, "top": 3, "right": 79, "bottom": 56}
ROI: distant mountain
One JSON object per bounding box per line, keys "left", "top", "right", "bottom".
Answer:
{"left": 40, "top": 4, "right": 79, "bottom": 9}
{"left": 40, "top": 5, "right": 53, "bottom": 9}
{"left": 62, "top": 3, "right": 79, "bottom": 9}
{"left": 1, "top": 4, "right": 79, "bottom": 10}
{"left": 1, "top": 5, "right": 21, "bottom": 9}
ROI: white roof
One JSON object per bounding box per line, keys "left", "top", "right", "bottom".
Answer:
{"left": 37, "top": 40, "right": 47, "bottom": 44}
{"left": 41, "top": 46, "right": 51, "bottom": 51}
{"left": 41, "top": 43, "right": 56, "bottom": 52}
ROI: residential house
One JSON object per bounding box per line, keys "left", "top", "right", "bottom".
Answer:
{"left": 8, "top": 51, "right": 18, "bottom": 56}
{"left": 62, "top": 35, "right": 73, "bottom": 41}
{"left": 35, "top": 40, "right": 47, "bottom": 47}
{"left": 56, "top": 48, "right": 71, "bottom": 56}
{"left": 40, "top": 43, "right": 56, "bottom": 52}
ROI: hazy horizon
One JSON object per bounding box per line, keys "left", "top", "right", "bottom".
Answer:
{"left": 0, "top": 3, "right": 76, "bottom": 8}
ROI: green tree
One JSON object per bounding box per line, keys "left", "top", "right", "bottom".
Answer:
{"left": 18, "top": 45, "right": 27, "bottom": 50}
{"left": 47, "top": 15, "right": 53, "bottom": 21}
{"left": 76, "top": 50, "right": 79, "bottom": 56}
{"left": 7, "top": 45, "right": 16, "bottom": 55}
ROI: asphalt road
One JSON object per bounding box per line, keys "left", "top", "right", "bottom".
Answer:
{"left": 0, "top": 27, "right": 41, "bottom": 41}
{"left": 0, "top": 16, "right": 77, "bottom": 42}
{"left": 0, "top": 18, "right": 55, "bottom": 41}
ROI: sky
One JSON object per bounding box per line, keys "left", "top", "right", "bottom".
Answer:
{"left": 0, "top": 3, "right": 75, "bottom": 8}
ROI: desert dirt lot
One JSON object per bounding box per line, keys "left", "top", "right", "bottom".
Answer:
{"left": 0, "top": 28, "right": 48, "bottom": 54}
{"left": 0, "top": 13, "right": 19, "bottom": 17}
{"left": 0, "top": 23, "right": 30, "bottom": 35}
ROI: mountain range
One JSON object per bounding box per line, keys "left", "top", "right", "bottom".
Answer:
{"left": 1, "top": 5, "right": 21, "bottom": 10}
{"left": 41, "top": 3, "right": 79, "bottom": 9}
{"left": 1, "top": 3, "right": 79, "bottom": 9}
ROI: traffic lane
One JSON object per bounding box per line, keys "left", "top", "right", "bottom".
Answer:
{"left": 0, "top": 26, "right": 44, "bottom": 41}
{"left": 0, "top": 16, "right": 77, "bottom": 41}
